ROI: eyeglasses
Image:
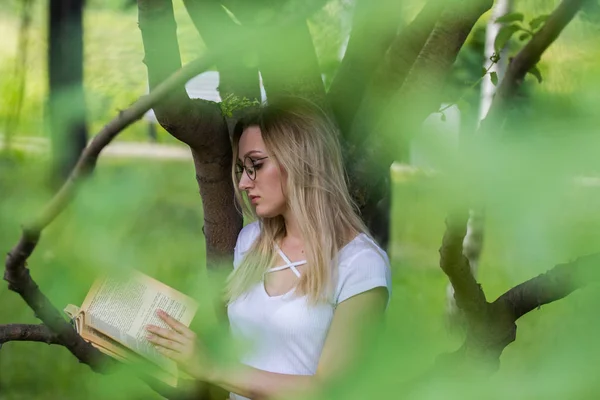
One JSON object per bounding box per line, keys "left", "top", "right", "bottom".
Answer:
{"left": 235, "top": 156, "right": 269, "bottom": 181}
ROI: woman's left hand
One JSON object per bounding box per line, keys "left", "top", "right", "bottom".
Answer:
{"left": 145, "top": 309, "right": 210, "bottom": 380}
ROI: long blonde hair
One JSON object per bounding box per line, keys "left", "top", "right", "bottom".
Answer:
{"left": 225, "top": 97, "right": 369, "bottom": 304}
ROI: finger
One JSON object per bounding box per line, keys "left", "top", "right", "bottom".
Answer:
{"left": 146, "top": 333, "right": 185, "bottom": 353}
{"left": 156, "top": 310, "right": 195, "bottom": 339}
{"left": 154, "top": 346, "right": 182, "bottom": 362}
{"left": 145, "top": 325, "right": 186, "bottom": 345}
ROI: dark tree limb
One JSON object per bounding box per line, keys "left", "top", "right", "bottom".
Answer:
{"left": 0, "top": 324, "right": 60, "bottom": 345}
{"left": 48, "top": 0, "right": 88, "bottom": 187}
{"left": 4, "top": 232, "right": 111, "bottom": 371}
{"left": 439, "top": 211, "right": 488, "bottom": 319}
{"left": 349, "top": 0, "right": 444, "bottom": 145}
{"left": 380, "top": 0, "right": 493, "bottom": 143}
{"left": 481, "top": 0, "right": 591, "bottom": 131}
{"left": 257, "top": 20, "right": 327, "bottom": 105}
{"left": 496, "top": 252, "right": 600, "bottom": 320}
{"left": 327, "top": 0, "right": 403, "bottom": 136}
{"left": 344, "top": 0, "right": 493, "bottom": 248}
{"left": 182, "top": 0, "right": 260, "bottom": 103}
{"left": 224, "top": 0, "right": 328, "bottom": 104}
{"left": 438, "top": 212, "right": 600, "bottom": 373}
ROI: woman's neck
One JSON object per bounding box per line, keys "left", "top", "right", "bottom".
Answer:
{"left": 282, "top": 210, "right": 303, "bottom": 244}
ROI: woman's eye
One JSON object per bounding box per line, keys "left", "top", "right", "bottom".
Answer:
{"left": 253, "top": 163, "right": 263, "bottom": 170}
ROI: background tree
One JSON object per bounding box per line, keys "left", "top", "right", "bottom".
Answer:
{"left": 48, "top": 0, "right": 88, "bottom": 186}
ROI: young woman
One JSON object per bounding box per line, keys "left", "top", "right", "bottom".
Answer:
{"left": 146, "top": 98, "right": 392, "bottom": 400}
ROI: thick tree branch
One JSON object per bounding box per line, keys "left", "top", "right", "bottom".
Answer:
{"left": 439, "top": 211, "right": 488, "bottom": 318}
{"left": 481, "top": 0, "right": 590, "bottom": 131}
{"left": 182, "top": 0, "right": 260, "bottom": 102}
{"left": 349, "top": 0, "right": 444, "bottom": 145}
{"left": 436, "top": 223, "right": 600, "bottom": 373}
{"left": 227, "top": 0, "right": 329, "bottom": 103}
{"left": 380, "top": 0, "right": 493, "bottom": 142}
{"left": 327, "top": 0, "right": 403, "bottom": 135}
{"left": 495, "top": 252, "right": 600, "bottom": 320}
{"left": 0, "top": 324, "right": 60, "bottom": 345}
{"left": 257, "top": 20, "right": 327, "bottom": 105}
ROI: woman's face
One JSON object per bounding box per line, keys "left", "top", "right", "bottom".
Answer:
{"left": 237, "top": 126, "right": 287, "bottom": 218}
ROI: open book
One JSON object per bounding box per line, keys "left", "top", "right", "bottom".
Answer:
{"left": 64, "top": 270, "right": 199, "bottom": 387}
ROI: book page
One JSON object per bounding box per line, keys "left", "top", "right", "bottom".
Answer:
{"left": 79, "top": 270, "right": 198, "bottom": 369}
{"left": 64, "top": 302, "right": 179, "bottom": 387}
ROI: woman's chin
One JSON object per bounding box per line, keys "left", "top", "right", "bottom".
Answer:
{"left": 254, "top": 205, "right": 277, "bottom": 219}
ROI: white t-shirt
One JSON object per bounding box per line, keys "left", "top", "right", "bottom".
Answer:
{"left": 227, "top": 221, "right": 392, "bottom": 400}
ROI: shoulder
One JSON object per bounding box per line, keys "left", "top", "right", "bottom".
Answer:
{"left": 233, "top": 221, "right": 261, "bottom": 269}
{"left": 334, "top": 234, "right": 392, "bottom": 306}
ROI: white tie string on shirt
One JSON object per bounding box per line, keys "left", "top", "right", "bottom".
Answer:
{"left": 265, "top": 243, "right": 306, "bottom": 278}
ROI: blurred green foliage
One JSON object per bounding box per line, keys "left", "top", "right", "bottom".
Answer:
{"left": 1, "top": 0, "right": 600, "bottom": 399}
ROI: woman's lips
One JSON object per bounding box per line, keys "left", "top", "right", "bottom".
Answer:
{"left": 249, "top": 195, "right": 260, "bottom": 204}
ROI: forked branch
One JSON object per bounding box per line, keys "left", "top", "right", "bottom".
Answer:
{"left": 481, "top": 0, "right": 591, "bottom": 130}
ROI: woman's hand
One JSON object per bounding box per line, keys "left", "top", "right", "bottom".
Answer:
{"left": 145, "top": 309, "right": 210, "bottom": 380}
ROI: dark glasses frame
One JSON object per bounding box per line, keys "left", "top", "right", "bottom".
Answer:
{"left": 235, "top": 156, "right": 269, "bottom": 181}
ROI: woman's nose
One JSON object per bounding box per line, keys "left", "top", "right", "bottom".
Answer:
{"left": 238, "top": 172, "right": 253, "bottom": 190}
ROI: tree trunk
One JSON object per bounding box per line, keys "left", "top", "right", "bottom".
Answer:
{"left": 48, "top": 0, "right": 88, "bottom": 187}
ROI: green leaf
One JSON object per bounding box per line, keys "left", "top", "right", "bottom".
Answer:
{"left": 519, "top": 32, "right": 531, "bottom": 41}
{"left": 529, "top": 14, "right": 549, "bottom": 30}
{"left": 496, "top": 12, "right": 524, "bottom": 24}
{"left": 494, "top": 24, "right": 521, "bottom": 53}
{"left": 528, "top": 65, "right": 543, "bottom": 83}
{"left": 490, "top": 71, "right": 498, "bottom": 86}
{"left": 481, "top": 67, "right": 488, "bottom": 77}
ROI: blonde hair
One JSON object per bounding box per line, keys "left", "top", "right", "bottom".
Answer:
{"left": 225, "top": 97, "right": 369, "bottom": 304}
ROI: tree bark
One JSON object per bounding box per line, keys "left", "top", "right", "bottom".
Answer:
{"left": 138, "top": 0, "right": 242, "bottom": 270}
{"left": 327, "top": 0, "right": 403, "bottom": 136}
{"left": 48, "top": 0, "right": 88, "bottom": 187}
{"left": 0, "top": 324, "right": 61, "bottom": 345}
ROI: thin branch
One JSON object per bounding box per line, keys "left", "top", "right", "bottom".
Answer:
{"left": 0, "top": 324, "right": 60, "bottom": 345}
{"left": 4, "top": 236, "right": 112, "bottom": 371}
{"left": 327, "top": 0, "right": 404, "bottom": 135}
{"left": 481, "top": 0, "right": 591, "bottom": 131}
{"left": 439, "top": 211, "right": 488, "bottom": 318}
{"left": 26, "top": 54, "right": 216, "bottom": 234}
{"left": 3, "top": 51, "right": 215, "bottom": 373}
{"left": 495, "top": 252, "right": 600, "bottom": 320}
